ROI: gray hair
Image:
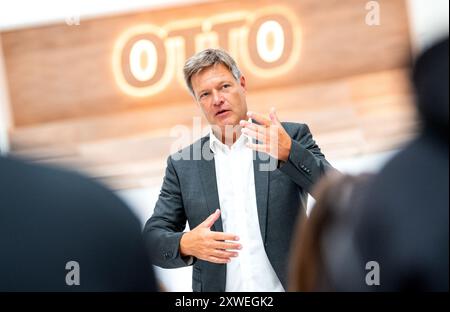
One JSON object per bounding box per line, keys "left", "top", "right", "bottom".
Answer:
{"left": 183, "top": 48, "right": 242, "bottom": 96}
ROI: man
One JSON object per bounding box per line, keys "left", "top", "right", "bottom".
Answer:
{"left": 0, "top": 156, "right": 157, "bottom": 291}
{"left": 144, "top": 49, "right": 335, "bottom": 292}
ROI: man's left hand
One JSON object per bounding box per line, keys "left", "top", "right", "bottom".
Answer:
{"left": 240, "top": 107, "right": 292, "bottom": 162}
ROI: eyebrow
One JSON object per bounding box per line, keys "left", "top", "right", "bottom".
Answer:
{"left": 197, "top": 80, "right": 233, "bottom": 96}
{"left": 198, "top": 89, "right": 210, "bottom": 95}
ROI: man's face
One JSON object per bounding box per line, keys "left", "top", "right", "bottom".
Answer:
{"left": 191, "top": 63, "right": 247, "bottom": 131}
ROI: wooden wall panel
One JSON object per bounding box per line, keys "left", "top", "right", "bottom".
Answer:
{"left": 2, "top": 0, "right": 410, "bottom": 126}
{"left": 1, "top": 0, "right": 416, "bottom": 189}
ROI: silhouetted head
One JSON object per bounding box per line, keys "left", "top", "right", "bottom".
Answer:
{"left": 412, "top": 37, "right": 449, "bottom": 139}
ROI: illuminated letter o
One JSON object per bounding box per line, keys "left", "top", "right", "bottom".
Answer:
{"left": 256, "top": 20, "right": 285, "bottom": 63}
{"left": 112, "top": 25, "right": 174, "bottom": 97}
{"left": 247, "top": 14, "right": 294, "bottom": 69}
{"left": 129, "top": 39, "right": 158, "bottom": 82}
{"left": 121, "top": 33, "right": 166, "bottom": 88}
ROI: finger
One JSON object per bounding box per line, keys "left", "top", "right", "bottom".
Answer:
{"left": 240, "top": 120, "right": 267, "bottom": 133}
{"left": 200, "top": 209, "right": 221, "bottom": 228}
{"left": 211, "top": 249, "right": 239, "bottom": 259}
{"left": 247, "top": 111, "right": 271, "bottom": 126}
{"left": 241, "top": 127, "right": 267, "bottom": 143}
{"left": 206, "top": 256, "right": 231, "bottom": 264}
{"left": 211, "top": 232, "right": 240, "bottom": 241}
{"left": 269, "top": 107, "right": 282, "bottom": 126}
{"left": 213, "top": 241, "right": 243, "bottom": 251}
{"left": 240, "top": 120, "right": 267, "bottom": 132}
{"left": 239, "top": 119, "right": 251, "bottom": 127}
{"left": 246, "top": 142, "right": 269, "bottom": 154}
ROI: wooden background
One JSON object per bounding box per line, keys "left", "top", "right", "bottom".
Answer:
{"left": 1, "top": 0, "right": 416, "bottom": 189}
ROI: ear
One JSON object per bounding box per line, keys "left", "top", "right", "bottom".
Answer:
{"left": 239, "top": 75, "right": 247, "bottom": 91}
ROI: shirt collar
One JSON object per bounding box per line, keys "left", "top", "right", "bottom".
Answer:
{"left": 209, "top": 127, "right": 222, "bottom": 154}
{"left": 209, "top": 120, "right": 251, "bottom": 154}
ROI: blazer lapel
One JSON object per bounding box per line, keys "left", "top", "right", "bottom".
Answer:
{"left": 253, "top": 151, "right": 270, "bottom": 244}
{"left": 197, "top": 136, "right": 223, "bottom": 233}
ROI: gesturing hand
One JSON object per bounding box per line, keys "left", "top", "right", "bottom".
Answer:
{"left": 240, "top": 107, "right": 292, "bottom": 162}
{"left": 180, "top": 209, "right": 242, "bottom": 264}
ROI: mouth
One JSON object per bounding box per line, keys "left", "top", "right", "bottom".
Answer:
{"left": 215, "top": 109, "right": 231, "bottom": 117}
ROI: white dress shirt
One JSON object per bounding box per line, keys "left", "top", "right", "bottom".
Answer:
{"left": 210, "top": 128, "right": 285, "bottom": 292}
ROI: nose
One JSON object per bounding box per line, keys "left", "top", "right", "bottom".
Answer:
{"left": 212, "top": 90, "right": 223, "bottom": 106}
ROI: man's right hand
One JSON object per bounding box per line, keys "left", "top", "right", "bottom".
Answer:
{"left": 180, "top": 209, "right": 242, "bottom": 264}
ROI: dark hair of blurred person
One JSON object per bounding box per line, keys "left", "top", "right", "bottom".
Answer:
{"left": 0, "top": 156, "right": 158, "bottom": 291}
{"left": 288, "top": 173, "right": 373, "bottom": 291}
{"left": 326, "top": 38, "right": 449, "bottom": 291}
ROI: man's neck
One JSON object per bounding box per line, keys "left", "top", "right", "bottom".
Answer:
{"left": 212, "top": 125, "right": 243, "bottom": 147}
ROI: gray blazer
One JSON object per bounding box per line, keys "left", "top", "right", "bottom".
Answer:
{"left": 143, "top": 122, "right": 334, "bottom": 292}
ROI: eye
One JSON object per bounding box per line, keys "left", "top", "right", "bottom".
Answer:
{"left": 222, "top": 84, "right": 231, "bottom": 90}
{"left": 199, "top": 92, "right": 209, "bottom": 99}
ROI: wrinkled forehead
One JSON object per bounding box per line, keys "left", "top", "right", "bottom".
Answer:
{"left": 191, "top": 64, "right": 235, "bottom": 88}
{"left": 193, "top": 62, "right": 233, "bottom": 79}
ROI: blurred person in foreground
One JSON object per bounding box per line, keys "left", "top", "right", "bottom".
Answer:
{"left": 326, "top": 38, "right": 449, "bottom": 291}
{"left": 288, "top": 173, "right": 373, "bottom": 291}
{"left": 144, "top": 48, "right": 336, "bottom": 292}
{"left": 0, "top": 156, "right": 157, "bottom": 291}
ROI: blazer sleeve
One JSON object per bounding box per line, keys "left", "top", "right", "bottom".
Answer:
{"left": 143, "top": 156, "right": 192, "bottom": 268}
{"left": 279, "top": 123, "right": 337, "bottom": 196}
